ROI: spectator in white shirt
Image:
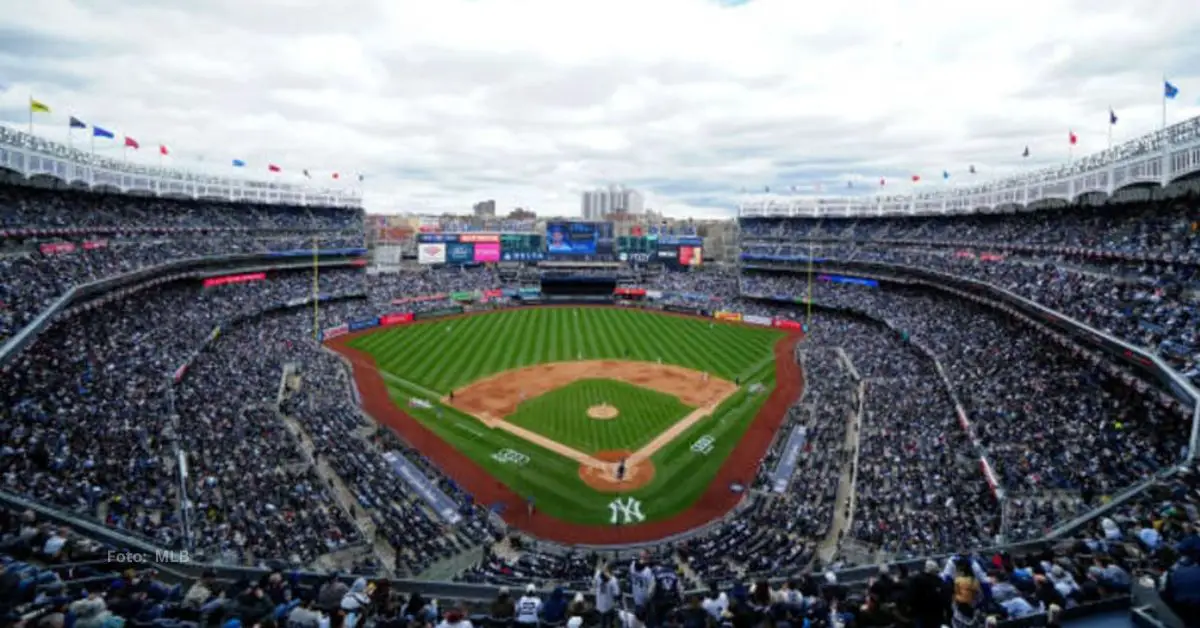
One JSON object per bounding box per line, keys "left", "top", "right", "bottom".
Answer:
{"left": 516, "top": 584, "right": 543, "bottom": 625}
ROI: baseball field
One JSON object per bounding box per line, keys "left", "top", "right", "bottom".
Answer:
{"left": 326, "top": 306, "right": 803, "bottom": 544}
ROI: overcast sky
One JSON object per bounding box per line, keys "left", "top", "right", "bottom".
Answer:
{"left": 2, "top": 0, "right": 1198, "bottom": 218}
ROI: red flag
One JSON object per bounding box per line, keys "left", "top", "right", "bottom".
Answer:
{"left": 268, "top": 164, "right": 281, "bottom": 173}
{"left": 159, "top": 145, "right": 169, "bottom": 156}
{"left": 880, "top": 177, "right": 886, "bottom": 186}
{"left": 1069, "top": 131, "right": 1078, "bottom": 145}
{"left": 332, "top": 172, "right": 340, "bottom": 179}
{"left": 124, "top": 137, "right": 139, "bottom": 149}
{"left": 911, "top": 174, "right": 920, "bottom": 182}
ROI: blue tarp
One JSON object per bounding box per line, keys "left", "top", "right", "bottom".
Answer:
{"left": 771, "top": 426, "right": 808, "bottom": 493}
{"left": 381, "top": 451, "right": 462, "bottom": 524}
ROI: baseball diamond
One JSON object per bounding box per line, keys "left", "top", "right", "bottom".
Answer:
{"left": 325, "top": 305, "right": 804, "bottom": 544}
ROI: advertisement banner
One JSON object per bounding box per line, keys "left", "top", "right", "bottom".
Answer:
{"left": 645, "top": 290, "right": 664, "bottom": 300}
{"left": 417, "top": 233, "right": 457, "bottom": 243}
{"left": 203, "top": 272, "right": 266, "bottom": 288}
{"left": 348, "top": 318, "right": 380, "bottom": 331}
{"left": 322, "top": 323, "right": 349, "bottom": 340}
{"left": 743, "top": 314, "right": 773, "bottom": 327}
{"left": 483, "top": 289, "right": 504, "bottom": 299}
{"left": 414, "top": 306, "right": 464, "bottom": 320}
{"left": 380, "top": 312, "right": 415, "bottom": 327}
{"left": 459, "top": 233, "right": 499, "bottom": 243}
{"left": 381, "top": 452, "right": 462, "bottom": 524}
{"left": 518, "top": 287, "right": 541, "bottom": 297}
{"left": 678, "top": 246, "right": 703, "bottom": 266}
{"left": 450, "top": 291, "right": 477, "bottom": 302}
{"left": 446, "top": 242, "right": 474, "bottom": 263}
{"left": 772, "top": 318, "right": 803, "bottom": 330}
{"left": 418, "top": 244, "right": 446, "bottom": 264}
{"left": 771, "top": 426, "right": 808, "bottom": 493}
{"left": 714, "top": 311, "right": 743, "bottom": 322}
{"left": 501, "top": 288, "right": 520, "bottom": 297}
{"left": 39, "top": 242, "right": 76, "bottom": 255}
{"left": 473, "top": 242, "right": 500, "bottom": 262}
{"left": 613, "top": 287, "right": 647, "bottom": 296}
{"left": 83, "top": 239, "right": 108, "bottom": 250}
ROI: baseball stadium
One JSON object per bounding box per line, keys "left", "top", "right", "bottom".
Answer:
{"left": 4, "top": 4, "right": 1200, "bottom": 627}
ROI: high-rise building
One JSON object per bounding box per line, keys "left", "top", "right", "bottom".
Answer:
{"left": 580, "top": 185, "right": 644, "bottom": 220}
{"left": 472, "top": 200, "right": 497, "bottom": 217}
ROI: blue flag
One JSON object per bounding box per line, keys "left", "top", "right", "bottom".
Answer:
{"left": 1109, "top": 108, "right": 1118, "bottom": 125}
{"left": 942, "top": 170, "right": 950, "bottom": 180}
{"left": 1164, "top": 80, "right": 1179, "bottom": 99}
{"left": 232, "top": 159, "right": 246, "bottom": 167}
{"left": 92, "top": 126, "right": 114, "bottom": 139}
{"left": 69, "top": 116, "right": 87, "bottom": 129}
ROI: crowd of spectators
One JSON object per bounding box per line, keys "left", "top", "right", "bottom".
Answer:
{"left": 741, "top": 274, "right": 1191, "bottom": 541}
{"left": 740, "top": 199, "right": 1200, "bottom": 385}
{"left": 0, "top": 184, "right": 364, "bottom": 345}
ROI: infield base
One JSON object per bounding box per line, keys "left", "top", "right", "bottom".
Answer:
{"left": 579, "top": 450, "right": 655, "bottom": 492}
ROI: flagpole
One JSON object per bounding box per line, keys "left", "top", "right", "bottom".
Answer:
{"left": 27, "top": 95, "right": 33, "bottom": 135}
{"left": 1162, "top": 75, "right": 1167, "bottom": 130}
{"left": 1107, "top": 121, "right": 1113, "bottom": 151}
{"left": 312, "top": 234, "right": 320, "bottom": 341}
{"left": 805, "top": 231, "right": 814, "bottom": 332}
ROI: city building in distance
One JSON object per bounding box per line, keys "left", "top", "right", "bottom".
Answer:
{"left": 580, "top": 185, "right": 644, "bottom": 220}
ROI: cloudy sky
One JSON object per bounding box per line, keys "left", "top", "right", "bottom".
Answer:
{"left": 2, "top": 0, "right": 1199, "bottom": 218}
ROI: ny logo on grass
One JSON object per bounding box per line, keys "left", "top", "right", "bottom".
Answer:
{"left": 609, "top": 497, "right": 646, "bottom": 524}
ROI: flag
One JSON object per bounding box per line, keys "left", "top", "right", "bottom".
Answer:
{"left": 1069, "top": 131, "right": 1077, "bottom": 145}
{"left": 232, "top": 159, "right": 246, "bottom": 167}
{"left": 302, "top": 169, "right": 311, "bottom": 178}
{"left": 124, "top": 137, "right": 140, "bottom": 149}
{"left": 1022, "top": 146, "right": 1030, "bottom": 158}
{"left": 93, "top": 126, "right": 114, "bottom": 139}
{"left": 1164, "top": 80, "right": 1179, "bottom": 99}
{"left": 969, "top": 165, "right": 976, "bottom": 174}
{"left": 268, "top": 164, "right": 281, "bottom": 173}
{"left": 911, "top": 175, "right": 920, "bottom": 182}
{"left": 358, "top": 174, "right": 364, "bottom": 182}
{"left": 846, "top": 181, "right": 852, "bottom": 188}
{"left": 69, "top": 116, "right": 87, "bottom": 129}
{"left": 763, "top": 185, "right": 770, "bottom": 193}
{"left": 880, "top": 177, "right": 885, "bottom": 186}
{"left": 1109, "top": 108, "right": 1118, "bottom": 125}
{"left": 159, "top": 145, "right": 169, "bottom": 156}
{"left": 30, "top": 99, "right": 50, "bottom": 113}
{"left": 332, "top": 172, "right": 339, "bottom": 179}
{"left": 942, "top": 170, "right": 949, "bottom": 180}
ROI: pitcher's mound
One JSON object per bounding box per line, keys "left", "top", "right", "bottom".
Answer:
{"left": 579, "top": 450, "right": 655, "bottom": 492}
{"left": 587, "top": 404, "right": 619, "bottom": 420}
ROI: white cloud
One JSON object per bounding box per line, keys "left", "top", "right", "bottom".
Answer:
{"left": 2, "top": 0, "right": 1198, "bottom": 218}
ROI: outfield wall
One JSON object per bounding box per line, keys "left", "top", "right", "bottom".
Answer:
{"left": 322, "top": 303, "right": 805, "bottom": 546}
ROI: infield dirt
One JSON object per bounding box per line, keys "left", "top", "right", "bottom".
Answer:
{"left": 444, "top": 360, "right": 735, "bottom": 420}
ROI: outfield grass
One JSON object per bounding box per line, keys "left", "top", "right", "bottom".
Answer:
{"left": 349, "top": 307, "right": 784, "bottom": 525}
{"left": 504, "top": 379, "right": 693, "bottom": 453}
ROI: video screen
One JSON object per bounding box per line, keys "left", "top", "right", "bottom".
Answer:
{"left": 546, "top": 222, "right": 597, "bottom": 255}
